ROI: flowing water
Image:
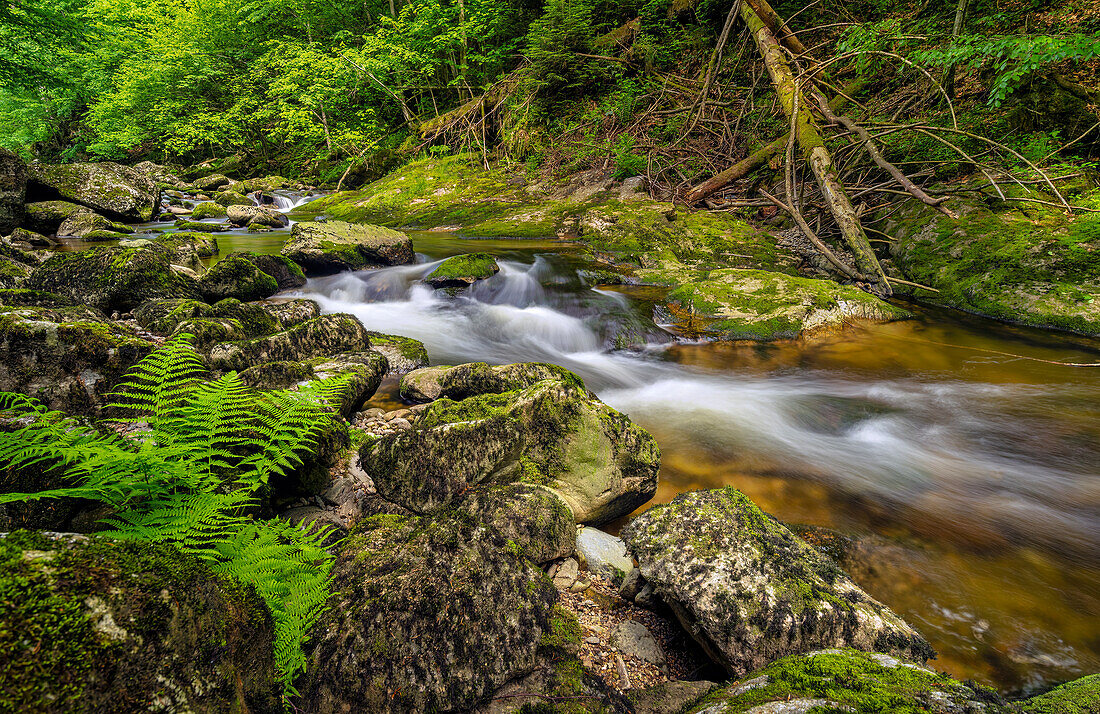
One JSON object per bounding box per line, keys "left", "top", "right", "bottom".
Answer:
{"left": 65, "top": 196, "right": 1100, "bottom": 694}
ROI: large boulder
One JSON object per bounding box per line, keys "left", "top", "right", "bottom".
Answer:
{"left": 56, "top": 211, "right": 133, "bottom": 239}
{"left": 362, "top": 366, "right": 660, "bottom": 524}
{"left": 662, "top": 269, "right": 910, "bottom": 340}
{"left": 684, "top": 649, "right": 1007, "bottom": 714}
{"left": 226, "top": 205, "right": 288, "bottom": 228}
{"left": 884, "top": 187, "right": 1100, "bottom": 335}
{"left": 228, "top": 252, "right": 307, "bottom": 290}
{"left": 189, "top": 201, "right": 226, "bottom": 219}
{"left": 192, "top": 173, "right": 231, "bottom": 191}
{"left": 154, "top": 231, "right": 219, "bottom": 259}
{"left": 0, "top": 241, "right": 36, "bottom": 289}
{"left": 22, "top": 200, "right": 90, "bottom": 235}
{"left": 25, "top": 244, "right": 200, "bottom": 314}
{"left": 0, "top": 303, "right": 154, "bottom": 414}
{"left": 300, "top": 514, "right": 557, "bottom": 713}
{"left": 425, "top": 252, "right": 500, "bottom": 288}
{"left": 0, "top": 531, "right": 281, "bottom": 713}
{"left": 365, "top": 331, "right": 429, "bottom": 374}
{"left": 198, "top": 253, "right": 279, "bottom": 302}
{"left": 207, "top": 313, "right": 368, "bottom": 371}
{"left": 282, "top": 221, "right": 413, "bottom": 274}
{"left": 457, "top": 483, "right": 576, "bottom": 564}
{"left": 621, "top": 488, "right": 934, "bottom": 676}
{"left": 0, "top": 147, "right": 27, "bottom": 235}
{"left": 132, "top": 160, "right": 186, "bottom": 188}
{"left": 29, "top": 162, "right": 160, "bottom": 222}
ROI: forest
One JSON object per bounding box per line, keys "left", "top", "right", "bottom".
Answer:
{"left": 1, "top": 0, "right": 1099, "bottom": 710}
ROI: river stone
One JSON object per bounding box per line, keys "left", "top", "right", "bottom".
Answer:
{"left": 227, "top": 252, "right": 307, "bottom": 289}
{"left": 190, "top": 201, "right": 226, "bottom": 219}
{"left": 198, "top": 253, "right": 279, "bottom": 302}
{"left": 226, "top": 204, "right": 288, "bottom": 228}
{"left": 263, "top": 298, "right": 320, "bottom": 328}
{"left": 25, "top": 244, "right": 201, "bottom": 314}
{"left": 611, "top": 620, "right": 666, "bottom": 666}
{"left": 29, "top": 162, "right": 160, "bottom": 222}
{"left": 299, "top": 513, "right": 557, "bottom": 714}
{"left": 663, "top": 269, "right": 911, "bottom": 341}
{"left": 23, "top": 200, "right": 92, "bottom": 235}
{"left": 214, "top": 190, "right": 253, "bottom": 207}
{"left": 620, "top": 488, "right": 934, "bottom": 676}
{"left": 425, "top": 252, "right": 500, "bottom": 288}
{"left": 309, "top": 350, "right": 388, "bottom": 418}
{"left": 630, "top": 681, "right": 718, "bottom": 714}
{"left": 0, "top": 531, "right": 281, "bottom": 714}
{"left": 207, "top": 313, "right": 368, "bottom": 371}
{"left": 0, "top": 147, "right": 27, "bottom": 235}
{"left": 0, "top": 304, "right": 154, "bottom": 414}
{"left": 576, "top": 526, "right": 635, "bottom": 584}
{"left": 366, "top": 331, "right": 429, "bottom": 374}
{"left": 134, "top": 298, "right": 214, "bottom": 334}
{"left": 1020, "top": 672, "right": 1100, "bottom": 713}
{"left": 282, "top": 220, "right": 413, "bottom": 275}
{"left": 362, "top": 371, "right": 660, "bottom": 524}
{"left": 55, "top": 211, "right": 134, "bottom": 239}
{"left": 458, "top": 483, "right": 576, "bottom": 564}
{"left": 154, "top": 231, "right": 219, "bottom": 262}
{"left": 684, "top": 649, "right": 1006, "bottom": 714}
{"left": 399, "top": 364, "right": 453, "bottom": 402}
{"left": 437, "top": 361, "right": 584, "bottom": 401}
{"left": 193, "top": 173, "right": 231, "bottom": 191}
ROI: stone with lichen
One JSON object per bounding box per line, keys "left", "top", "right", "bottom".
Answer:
{"left": 281, "top": 220, "right": 413, "bottom": 275}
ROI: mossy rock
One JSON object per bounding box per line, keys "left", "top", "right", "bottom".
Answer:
{"left": 628, "top": 681, "right": 718, "bottom": 714}
{"left": 28, "top": 162, "right": 160, "bottom": 222}
{"left": 239, "top": 360, "right": 315, "bottom": 390}
{"left": 365, "top": 331, "right": 429, "bottom": 374}
{"left": 0, "top": 147, "right": 27, "bottom": 234}
{"left": 0, "top": 531, "right": 281, "bottom": 714}
{"left": 0, "top": 305, "right": 154, "bottom": 414}
{"left": 885, "top": 187, "right": 1100, "bottom": 335}
{"left": 82, "top": 229, "right": 131, "bottom": 242}
{"left": 133, "top": 298, "right": 214, "bottom": 334}
{"left": 172, "top": 219, "right": 229, "bottom": 233}
{"left": 399, "top": 364, "right": 454, "bottom": 402}
{"left": 458, "top": 483, "right": 576, "bottom": 564}
{"left": 263, "top": 298, "right": 320, "bottom": 328}
{"left": 363, "top": 368, "right": 660, "bottom": 524}
{"left": 307, "top": 350, "right": 388, "bottom": 418}
{"left": 198, "top": 253, "right": 280, "bottom": 302}
{"left": 22, "top": 200, "right": 90, "bottom": 235}
{"left": 0, "top": 288, "right": 75, "bottom": 308}
{"left": 190, "top": 201, "right": 227, "bottom": 219}
{"left": 1021, "top": 673, "right": 1100, "bottom": 714}
{"left": 282, "top": 221, "right": 414, "bottom": 275}
{"left": 685, "top": 649, "right": 1007, "bottom": 714}
{"left": 153, "top": 231, "right": 219, "bottom": 260}
{"left": 425, "top": 252, "right": 500, "bottom": 289}
{"left": 207, "top": 313, "right": 369, "bottom": 371}
{"left": 56, "top": 212, "right": 133, "bottom": 238}
{"left": 229, "top": 252, "right": 307, "bottom": 290}
{"left": 663, "top": 268, "right": 911, "bottom": 340}
{"left": 438, "top": 361, "right": 586, "bottom": 401}
{"left": 0, "top": 255, "right": 31, "bottom": 289}
{"left": 192, "top": 173, "right": 231, "bottom": 191}
{"left": 226, "top": 205, "right": 288, "bottom": 228}
{"left": 213, "top": 190, "right": 254, "bottom": 207}
{"left": 6, "top": 227, "right": 56, "bottom": 248}
{"left": 620, "top": 488, "right": 933, "bottom": 677}
{"left": 299, "top": 513, "right": 557, "bottom": 713}
{"left": 25, "top": 244, "right": 201, "bottom": 314}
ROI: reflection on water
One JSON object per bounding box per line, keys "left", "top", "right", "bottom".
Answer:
{"left": 218, "top": 231, "right": 1100, "bottom": 692}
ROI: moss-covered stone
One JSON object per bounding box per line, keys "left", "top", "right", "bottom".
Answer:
{"left": 1021, "top": 673, "right": 1100, "bottom": 714}
{"left": 239, "top": 360, "right": 315, "bottom": 390}
{"left": 190, "top": 201, "right": 227, "bottom": 219}
{"left": 229, "top": 252, "right": 307, "bottom": 290}
{"left": 262, "top": 298, "right": 320, "bottom": 328}
{"left": 0, "top": 147, "right": 27, "bottom": 234}
{"left": 300, "top": 513, "right": 557, "bottom": 714}
{"left": 226, "top": 205, "right": 288, "bottom": 228}
{"left": 0, "top": 531, "right": 281, "bottom": 714}
{"left": 685, "top": 649, "right": 1007, "bottom": 714}
{"left": 213, "top": 190, "right": 254, "bottom": 207}
{"left": 6, "top": 227, "right": 56, "bottom": 249}
{"left": 307, "top": 350, "right": 388, "bottom": 418}
{"left": 621, "top": 488, "right": 933, "bottom": 676}
{"left": 25, "top": 244, "right": 201, "bottom": 314}
{"left": 366, "top": 331, "right": 429, "bottom": 374}
{"left": 192, "top": 173, "right": 231, "bottom": 191}
{"left": 282, "top": 221, "right": 414, "bottom": 275}
{"left": 28, "top": 162, "right": 160, "bottom": 222}
{"left": 458, "top": 483, "right": 576, "bottom": 564}
{"left": 363, "top": 368, "right": 659, "bottom": 524}
{"left": 399, "top": 364, "right": 454, "bottom": 402}
{"left": 0, "top": 305, "right": 154, "bottom": 414}
{"left": 425, "top": 253, "right": 500, "bottom": 288}
{"left": 438, "top": 361, "right": 586, "bottom": 401}
{"left": 662, "top": 268, "right": 911, "bottom": 340}
{"left": 0, "top": 255, "right": 31, "bottom": 289}
{"left": 0, "top": 288, "right": 75, "bottom": 308}
{"left": 133, "top": 298, "right": 214, "bottom": 334}
{"left": 198, "top": 253, "right": 280, "bottom": 302}
{"left": 884, "top": 187, "right": 1100, "bottom": 335}
{"left": 172, "top": 219, "right": 229, "bottom": 233}
{"left": 153, "top": 231, "right": 219, "bottom": 264}
{"left": 55, "top": 212, "right": 134, "bottom": 238}
{"left": 22, "top": 200, "right": 90, "bottom": 235}
{"left": 208, "top": 313, "right": 369, "bottom": 371}
{"left": 628, "top": 680, "right": 718, "bottom": 714}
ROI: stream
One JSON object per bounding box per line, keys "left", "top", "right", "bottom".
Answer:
{"left": 105, "top": 194, "right": 1100, "bottom": 694}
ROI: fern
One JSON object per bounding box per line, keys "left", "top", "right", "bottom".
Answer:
{"left": 0, "top": 335, "right": 353, "bottom": 703}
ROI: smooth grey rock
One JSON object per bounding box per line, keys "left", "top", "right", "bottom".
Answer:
{"left": 610, "top": 620, "right": 665, "bottom": 666}
{"left": 576, "top": 526, "right": 634, "bottom": 584}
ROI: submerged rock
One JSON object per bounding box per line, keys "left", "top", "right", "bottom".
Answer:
{"left": 282, "top": 220, "right": 413, "bottom": 274}
{"left": 684, "top": 649, "right": 1006, "bottom": 714}
{"left": 29, "top": 162, "right": 160, "bottom": 222}
{"left": 620, "top": 488, "right": 933, "bottom": 676}
{"left": 300, "top": 514, "right": 557, "bottom": 713}
{"left": 425, "top": 252, "right": 500, "bottom": 288}
{"left": 198, "top": 253, "right": 279, "bottom": 302}
{"left": 363, "top": 367, "right": 660, "bottom": 524}
{"left": 0, "top": 531, "right": 281, "bottom": 713}
{"left": 662, "top": 269, "right": 910, "bottom": 340}
{"left": 207, "top": 313, "right": 368, "bottom": 371}
{"left": 0, "top": 147, "right": 27, "bottom": 234}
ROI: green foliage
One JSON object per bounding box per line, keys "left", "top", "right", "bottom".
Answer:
{"left": 0, "top": 334, "right": 353, "bottom": 701}
{"left": 525, "top": 0, "right": 609, "bottom": 102}
{"left": 612, "top": 134, "right": 647, "bottom": 179}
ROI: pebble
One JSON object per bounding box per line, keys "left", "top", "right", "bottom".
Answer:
{"left": 389, "top": 418, "right": 412, "bottom": 430}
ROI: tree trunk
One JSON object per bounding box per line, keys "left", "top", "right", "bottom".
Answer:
{"left": 739, "top": 0, "right": 890, "bottom": 294}
{"left": 944, "top": 0, "right": 970, "bottom": 98}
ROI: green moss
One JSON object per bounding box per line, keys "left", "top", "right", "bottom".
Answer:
{"left": 190, "top": 201, "right": 227, "bottom": 219}
{"left": 0, "top": 289, "right": 75, "bottom": 307}
{"left": 1022, "top": 674, "right": 1100, "bottom": 714}
{"left": 425, "top": 253, "right": 500, "bottom": 287}
{"left": 172, "top": 220, "right": 227, "bottom": 233}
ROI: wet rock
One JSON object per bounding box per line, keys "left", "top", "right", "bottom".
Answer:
{"left": 366, "top": 331, "right": 429, "bottom": 374}
{"left": 6, "top": 227, "right": 57, "bottom": 249}
{"left": 56, "top": 211, "right": 134, "bottom": 238}
{"left": 22, "top": 200, "right": 91, "bottom": 235}
{"left": 0, "top": 531, "right": 281, "bottom": 714}
{"left": 399, "top": 364, "right": 453, "bottom": 402}
{"left": 662, "top": 269, "right": 910, "bottom": 341}
{"left": 362, "top": 371, "right": 660, "bottom": 524}
{"left": 29, "top": 162, "right": 160, "bottom": 222}
{"left": 576, "top": 526, "right": 635, "bottom": 584}
{"left": 226, "top": 204, "right": 288, "bottom": 228}
{"left": 0, "top": 147, "right": 27, "bottom": 234}
{"left": 172, "top": 219, "right": 229, "bottom": 233}
{"left": 207, "top": 313, "right": 368, "bottom": 371}
{"left": 0, "top": 304, "right": 154, "bottom": 414}
{"left": 25, "top": 244, "right": 201, "bottom": 313}
{"left": 214, "top": 190, "right": 253, "bottom": 207}
{"left": 684, "top": 649, "right": 1006, "bottom": 714}
{"left": 1020, "top": 673, "right": 1100, "bottom": 713}
{"left": 229, "top": 252, "right": 307, "bottom": 289}
{"left": 0, "top": 241, "right": 36, "bottom": 288}
{"left": 458, "top": 483, "right": 576, "bottom": 564}
{"left": 425, "top": 252, "right": 500, "bottom": 288}
{"left": 198, "top": 253, "right": 279, "bottom": 302}
{"left": 436, "top": 361, "right": 584, "bottom": 401}
{"left": 190, "top": 201, "right": 226, "bottom": 219}
{"left": 193, "top": 173, "right": 231, "bottom": 191}
{"left": 629, "top": 680, "right": 717, "bottom": 714}
{"left": 621, "top": 488, "right": 934, "bottom": 676}
{"left": 300, "top": 513, "right": 557, "bottom": 714}
{"left": 154, "top": 230, "right": 219, "bottom": 260}
{"left": 610, "top": 620, "right": 665, "bottom": 667}
{"left": 282, "top": 220, "right": 413, "bottom": 275}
